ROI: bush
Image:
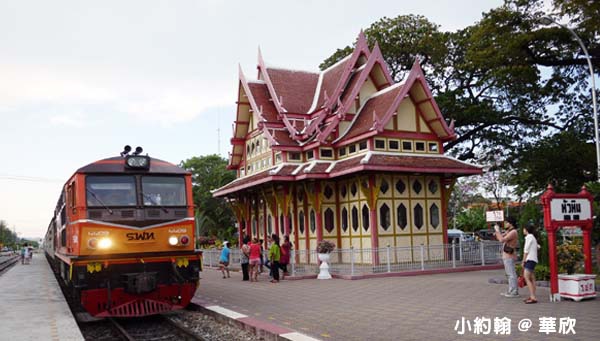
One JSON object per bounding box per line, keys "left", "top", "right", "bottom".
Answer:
{"left": 556, "top": 242, "right": 583, "bottom": 274}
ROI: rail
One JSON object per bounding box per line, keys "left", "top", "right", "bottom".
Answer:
{"left": 108, "top": 315, "right": 206, "bottom": 341}
{"left": 201, "top": 241, "right": 503, "bottom": 277}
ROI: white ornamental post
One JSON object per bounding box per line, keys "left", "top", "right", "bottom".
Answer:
{"left": 317, "top": 253, "right": 332, "bottom": 279}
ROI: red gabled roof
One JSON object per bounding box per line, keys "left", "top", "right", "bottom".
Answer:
{"left": 265, "top": 67, "right": 319, "bottom": 114}
{"left": 341, "top": 83, "right": 404, "bottom": 142}
{"left": 226, "top": 32, "right": 457, "bottom": 170}
{"left": 247, "top": 81, "right": 279, "bottom": 122}
{"left": 312, "top": 56, "right": 352, "bottom": 112}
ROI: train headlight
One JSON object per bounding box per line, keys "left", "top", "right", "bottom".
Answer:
{"left": 98, "top": 238, "right": 112, "bottom": 249}
{"left": 168, "top": 236, "right": 179, "bottom": 246}
{"left": 125, "top": 155, "right": 150, "bottom": 169}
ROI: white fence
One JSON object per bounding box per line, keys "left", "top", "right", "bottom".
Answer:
{"left": 201, "top": 241, "right": 503, "bottom": 277}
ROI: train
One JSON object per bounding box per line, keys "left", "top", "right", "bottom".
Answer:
{"left": 44, "top": 146, "right": 202, "bottom": 317}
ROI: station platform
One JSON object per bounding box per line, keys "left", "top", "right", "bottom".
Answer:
{"left": 193, "top": 267, "right": 600, "bottom": 340}
{"left": 0, "top": 253, "right": 84, "bottom": 341}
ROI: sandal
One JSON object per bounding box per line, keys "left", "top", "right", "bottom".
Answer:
{"left": 524, "top": 298, "right": 537, "bottom": 304}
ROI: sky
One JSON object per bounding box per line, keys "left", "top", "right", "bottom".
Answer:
{"left": 0, "top": 0, "right": 504, "bottom": 239}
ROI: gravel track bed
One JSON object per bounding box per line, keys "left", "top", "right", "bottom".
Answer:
{"left": 167, "top": 310, "right": 263, "bottom": 341}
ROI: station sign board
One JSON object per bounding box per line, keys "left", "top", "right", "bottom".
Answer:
{"left": 549, "top": 198, "right": 591, "bottom": 221}
{"left": 485, "top": 210, "right": 504, "bottom": 222}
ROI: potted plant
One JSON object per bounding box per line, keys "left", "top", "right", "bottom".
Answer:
{"left": 316, "top": 240, "right": 335, "bottom": 280}
{"left": 316, "top": 240, "right": 335, "bottom": 254}
{"left": 556, "top": 241, "right": 596, "bottom": 301}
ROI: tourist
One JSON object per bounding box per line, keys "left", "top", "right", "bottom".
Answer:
{"left": 494, "top": 217, "right": 519, "bottom": 297}
{"left": 240, "top": 236, "right": 250, "bottom": 281}
{"left": 269, "top": 234, "right": 281, "bottom": 283}
{"left": 259, "top": 239, "right": 265, "bottom": 274}
{"left": 522, "top": 224, "right": 539, "bottom": 304}
{"left": 219, "top": 241, "right": 231, "bottom": 279}
{"left": 249, "top": 237, "right": 261, "bottom": 282}
{"left": 20, "top": 243, "right": 29, "bottom": 265}
{"left": 279, "top": 235, "right": 292, "bottom": 279}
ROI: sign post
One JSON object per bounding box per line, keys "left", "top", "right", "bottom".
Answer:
{"left": 540, "top": 184, "right": 594, "bottom": 302}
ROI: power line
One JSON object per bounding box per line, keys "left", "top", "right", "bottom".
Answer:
{"left": 0, "top": 174, "right": 63, "bottom": 183}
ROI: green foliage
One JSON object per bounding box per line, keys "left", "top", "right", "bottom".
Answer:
{"left": 180, "top": 155, "right": 236, "bottom": 242}
{"left": 455, "top": 206, "right": 487, "bottom": 232}
{"left": 0, "top": 220, "right": 19, "bottom": 249}
{"left": 556, "top": 242, "right": 584, "bottom": 274}
{"left": 509, "top": 131, "right": 596, "bottom": 195}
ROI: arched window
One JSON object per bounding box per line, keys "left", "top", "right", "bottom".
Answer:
{"left": 395, "top": 179, "right": 406, "bottom": 194}
{"left": 379, "top": 203, "right": 390, "bottom": 231}
{"left": 414, "top": 204, "right": 423, "bottom": 229}
{"left": 397, "top": 204, "right": 407, "bottom": 230}
{"left": 341, "top": 207, "right": 348, "bottom": 232}
{"left": 362, "top": 205, "right": 370, "bottom": 231}
{"left": 351, "top": 206, "right": 359, "bottom": 232}
{"left": 412, "top": 179, "right": 422, "bottom": 194}
{"left": 309, "top": 209, "right": 316, "bottom": 234}
{"left": 430, "top": 204, "right": 440, "bottom": 228}
{"left": 298, "top": 211, "right": 305, "bottom": 235}
{"left": 324, "top": 208, "right": 334, "bottom": 233}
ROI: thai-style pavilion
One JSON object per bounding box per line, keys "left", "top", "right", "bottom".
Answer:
{"left": 212, "top": 33, "right": 482, "bottom": 264}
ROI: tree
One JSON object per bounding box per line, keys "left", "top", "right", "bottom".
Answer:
{"left": 179, "top": 155, "right": 236, "bottom": 241}
{"left": 0, "top": 220, "right": 18, "bottom": 249}
{"left": 320, "top": 0, "right": 599, "bottom": 193}
{"left": 509, "top": 130, "right": 596, "bottom": 194}
{"left": 455, "top": 206, "right": 488, "bottom": 232}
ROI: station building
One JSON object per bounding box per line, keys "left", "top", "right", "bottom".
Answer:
{"left": 212, "top": 33, "right": 481, "bottom": 264}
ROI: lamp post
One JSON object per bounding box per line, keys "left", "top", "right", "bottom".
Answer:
{"left": 539, "top": 16, "right": 599, "bottom": 181}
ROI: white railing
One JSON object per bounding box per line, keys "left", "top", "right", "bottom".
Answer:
{"left": 200, "top": 241, "right": 503, "bottom": 277}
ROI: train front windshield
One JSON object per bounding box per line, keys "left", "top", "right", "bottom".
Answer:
{"left": 141, "top": 176, "right": 186, "bottom": 206}
{"left": 86, "top": 176, "right": 137, "bottom": 207}
{"left": 86, "top": 175, "right": 187, "bottom": 207}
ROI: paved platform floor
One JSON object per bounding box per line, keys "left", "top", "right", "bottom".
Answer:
{"left": 0, "top": 254, "right": 84, "bottom": 341}
{"left": 193, "top": 268, "right": 600, "bottom": 340}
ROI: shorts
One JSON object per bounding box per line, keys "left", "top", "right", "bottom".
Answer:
{"left": 219, "top": 261, "right": 229, "bottom": 267}
{"left": 249, "top": 258, "right": 260, "bottom": 266}
{"left": 524, "top": 260, "right": 537, "bottom": 272}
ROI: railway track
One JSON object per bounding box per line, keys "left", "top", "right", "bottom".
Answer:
{"left": 0, "top": 254, "right": 20, "bottom": 275}
{"left": 108, "top": 314, "right": 206, "bottom": 341}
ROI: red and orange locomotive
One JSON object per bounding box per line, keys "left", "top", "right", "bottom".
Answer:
{"left": 44, "top": 146, "right": 201, "bottom": 317}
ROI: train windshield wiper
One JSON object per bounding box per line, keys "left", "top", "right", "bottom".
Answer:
{"left": 86, "top": 188, "right": 114, "bottom": 215}
{"left": 141, "top": 193, "right": 169, "bottom": 213}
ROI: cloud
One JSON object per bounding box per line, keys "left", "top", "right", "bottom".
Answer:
{"left": 49, "top": 114, "right": 86, "bottom": 127}
{"left": 117, "top": 88, "right": 231, "bottom": 124}
{"left": 0, "top": 63, "right": 233, "bottom": 125}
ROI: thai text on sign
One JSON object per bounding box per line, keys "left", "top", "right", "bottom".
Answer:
{"left": 549, "top": 199, "right": 591, "bottom": 221}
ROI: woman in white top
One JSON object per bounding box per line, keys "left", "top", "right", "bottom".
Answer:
{"left": 522, "top": 225, "right": 539, "bottom": 304}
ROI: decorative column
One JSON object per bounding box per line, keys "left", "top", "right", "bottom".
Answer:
{"left": 283, "top": 185, "right": 291, "bottom": 236}
{"left": 441, "top": 177, "right": 456, "bottom": 255}
{"left": 245, "top": 196, "right": 252, "bottom": 238}
{"left": 315, "top": 181, "right": 323, "bottom": 243}
{"left": 367, "top": 175, "right": 380, "bottom": 265}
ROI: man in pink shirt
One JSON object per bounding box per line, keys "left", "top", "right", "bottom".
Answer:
{"left": 494, "top": 216, "right": 519, "bottom": 297}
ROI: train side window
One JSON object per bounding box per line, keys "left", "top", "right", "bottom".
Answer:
{"left": 68, "top": 183, "right": 76, "bottom": 208}
{"left": 60, "top": 228, "right": 67, "bottom": 247}
{"left": 60, "top": 208, "right": 66, "bottom": 226}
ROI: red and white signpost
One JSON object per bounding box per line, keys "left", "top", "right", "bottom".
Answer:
{"left": 540, "top": 184, "right": 595, "bottom": 302}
